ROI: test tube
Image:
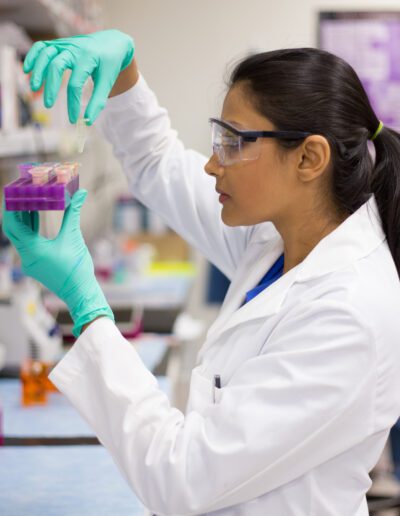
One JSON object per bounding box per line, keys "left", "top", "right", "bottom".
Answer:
{"left": 55, "top": 165, "right": 72, "bottom": 184}
{"left": 19, "top": 162, "right": 40, "bottom": 178}
{"left": 76, "top": 117, "right": 89, "bottom": 153}
{"left": 29, "top": 166, "right": 53, "bottom": 185}
{"left": 63, "top": 161, "right": 80, "bottom": 177}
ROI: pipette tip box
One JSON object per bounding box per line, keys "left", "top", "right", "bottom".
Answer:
{"left": 4, "top": 162, "right": 80, "bottom": 211}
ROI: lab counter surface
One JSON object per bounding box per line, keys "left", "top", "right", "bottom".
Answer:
{"left": 0, "top": 336, "right": 171, "bottom": 516}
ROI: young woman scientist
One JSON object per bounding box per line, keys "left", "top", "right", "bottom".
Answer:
{"left": 3, "top": 30, "right": 400, "bottom": 516}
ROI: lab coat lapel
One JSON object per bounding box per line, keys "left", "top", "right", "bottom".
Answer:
{"left": 206, "top": 232, "right": 285, "bottom": 339}
{"left": 214, "top": 262, "right": 299, "bottom": 337}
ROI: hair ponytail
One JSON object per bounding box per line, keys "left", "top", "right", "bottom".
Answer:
{"left": 371, "top": 127, "right": 400, "bottom": 277}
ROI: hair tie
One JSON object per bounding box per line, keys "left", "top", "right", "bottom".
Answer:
{"left": 371, "top": 121, "right": 384, "bottom": 141}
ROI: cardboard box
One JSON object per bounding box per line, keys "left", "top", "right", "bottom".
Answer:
{"left": 133, "top": 231, "right": 190, "bottom": 261}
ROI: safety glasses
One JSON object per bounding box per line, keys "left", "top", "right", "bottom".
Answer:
{"left": 209, "top": 117, "right": 312, "bottom": 166}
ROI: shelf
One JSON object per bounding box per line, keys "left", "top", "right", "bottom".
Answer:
{"left": 0, "top": 127, "right": 64, "bottom": 158}
{"left": 0, "top": 0, "right": 102, "bottom": 37}
{"left": 0, "top": 2, "right": 103, "bottom": 151}
{"left": 38, "top": 0, "right": 102, "bottom": 36}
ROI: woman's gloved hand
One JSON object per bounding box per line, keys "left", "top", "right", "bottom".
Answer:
{"left": 23, "top": 29, "right": 135, "bottom": 125}
{"left": 2, "top": 190, "right": 114, "bottom": 337}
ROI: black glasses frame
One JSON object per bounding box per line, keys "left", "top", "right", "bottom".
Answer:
{"left": 209, "top": 117, "right": 312, "bottom": 142}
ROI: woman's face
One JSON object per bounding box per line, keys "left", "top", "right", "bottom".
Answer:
{"left": 204, "top": 83, "right": 303, "bottom": 227}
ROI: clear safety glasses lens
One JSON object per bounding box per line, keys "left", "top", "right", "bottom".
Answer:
{"left": 210, "top": 121, "right": 262, "bottom": 166}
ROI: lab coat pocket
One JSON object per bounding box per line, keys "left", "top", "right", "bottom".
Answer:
{"left": 186, "top": 366, "right": 222, "bottom": 413}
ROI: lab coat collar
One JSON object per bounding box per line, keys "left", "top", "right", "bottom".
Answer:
{"left": 295, "top": 194, "right": 385, "bottom": 282}
{"left": 206, "top": 195, "right": 385, "bottom": 340}
{"left": 206, "top": 233, "right": 285, "bottom": 339}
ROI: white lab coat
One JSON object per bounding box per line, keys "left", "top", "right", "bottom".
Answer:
{"left": 50, "top": 75, "right": 400, "bottom": 516}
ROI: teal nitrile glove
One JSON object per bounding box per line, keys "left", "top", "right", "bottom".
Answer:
{"left": 2, "top": 190, "right": 114, "bottom": 337}
{"left": 23, "top": 29, "right": 135, "bottom": 125}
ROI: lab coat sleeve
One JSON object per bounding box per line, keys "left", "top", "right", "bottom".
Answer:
{"left": 49, "top": 301, "right": 376, "bottom": 516}
{"left": 94, "top": 75, "right": 250, "bottom": 280}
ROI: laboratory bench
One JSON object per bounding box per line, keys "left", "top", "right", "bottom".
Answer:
{"left": 0, "top": 335, "right": 171, "bottom": 516}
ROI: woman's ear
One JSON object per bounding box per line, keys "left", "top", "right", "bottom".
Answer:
{"left": 297, "top": 135, "right": 331, "bottom": 183}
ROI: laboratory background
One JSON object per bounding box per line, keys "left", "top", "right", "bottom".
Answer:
{"left": 0, "top": 1, "right": 399, "bottom": 515}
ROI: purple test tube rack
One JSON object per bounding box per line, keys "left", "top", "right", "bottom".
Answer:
{"left": 4, "top": 162, "right": 79, "bottom": 211}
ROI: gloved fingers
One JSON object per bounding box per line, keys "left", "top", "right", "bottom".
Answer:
{"left": 84, "top": 69, "right": 113, "bottom": 125}
{"left": 21, "top": 212, "right": 32, "bottom": 232}
{"left": 44, "top": 50, "right": 74, "bottom": 108}
{"left": 23, "top": 41, "right": 47, "bottom": 73}
{"left": 60, "top": 189, "right": 88, "bottom": 235}
{"left": 30, "top": 45, "right": 59, "bottom": 91}
{"left": 14, "top": 211, "right": 40, "bottom": 238}
{"left": 31, "top": 211, "right": 39, "bottom": 233}
{"left": 67, "top": 66, "right": 95, "bottom": 124}
{"left": 2, "top": 206, "right": 35, "bottom": 245}
{"left": 21, "top": 211, "right": 39, "bottom": 233}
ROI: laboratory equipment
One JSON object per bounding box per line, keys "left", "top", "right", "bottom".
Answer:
{"left": 0, "top": 239, "right": 12, "bottom": 299}
{"left": 20, "top": 359, "right": 48, "bottom": 406}
{"left": 4, "top": 161, "right": 80, "bottom": 211}
{"left": 0, "top": 279, "right": 62, "bottom": 375}
{"left": 76, "top": 117, "right": 89, "bottom": 153}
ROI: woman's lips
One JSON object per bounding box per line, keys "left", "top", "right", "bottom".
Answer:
{"left": 216, "top": 187, "right": 230, "bottom": 203}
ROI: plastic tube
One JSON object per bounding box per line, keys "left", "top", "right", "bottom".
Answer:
{"left": 76, "top": 117, "right": 89, "bottom": 153}
{"left": 29, "top": 166, "right": 53, "bottom": 185}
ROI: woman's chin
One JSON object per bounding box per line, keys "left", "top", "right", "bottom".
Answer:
{"left": 221, "top": 208, "right": 243, "bottom": 227}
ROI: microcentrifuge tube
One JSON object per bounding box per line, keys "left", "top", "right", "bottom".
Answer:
{"left": 76, "top": 117, "right": 89, "bottom": 154}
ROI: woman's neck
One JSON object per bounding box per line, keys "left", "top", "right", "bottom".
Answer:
{"left": 275, "top": 209, "right": 347, "bottom": 275}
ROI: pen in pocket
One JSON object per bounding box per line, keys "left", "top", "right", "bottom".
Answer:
{"left": 213, "top": 374, "right": 221, "bottom": 403}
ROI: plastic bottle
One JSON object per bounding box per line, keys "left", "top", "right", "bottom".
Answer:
{"left": 20, "top": 359, "right": 48, "bottom": 406}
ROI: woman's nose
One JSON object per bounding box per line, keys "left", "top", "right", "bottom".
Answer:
{"left": 204, "top": 153, "right": 224, "bottom": 177}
